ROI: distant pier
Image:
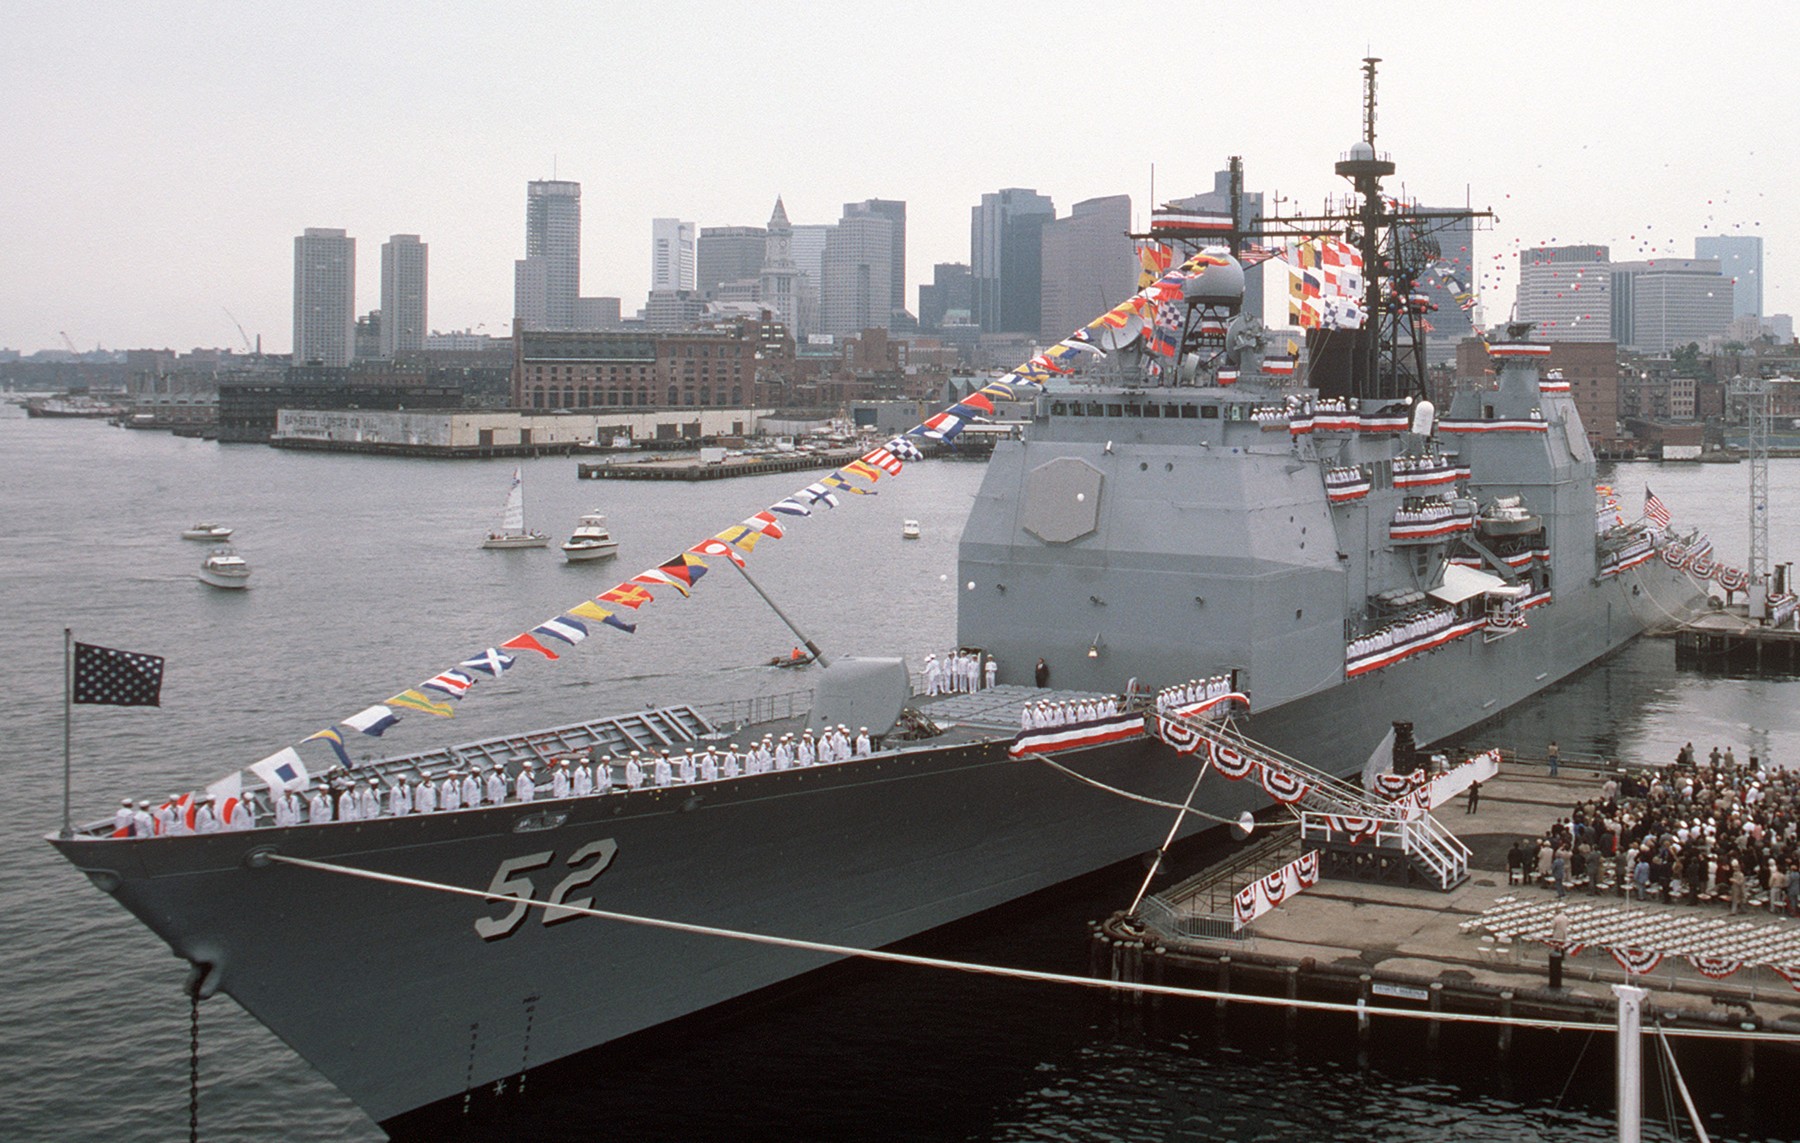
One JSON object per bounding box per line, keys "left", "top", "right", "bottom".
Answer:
{"left": 578, "top": 450, "right": 864, "bottom": 481}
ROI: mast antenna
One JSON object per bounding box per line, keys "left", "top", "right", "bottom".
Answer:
{"left": 1361, "top": 56, "right": 1381, "bottom": 146}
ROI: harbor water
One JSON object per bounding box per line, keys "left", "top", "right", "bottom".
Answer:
{"left": 3, "top": 407, "right": 1800, "bottom": 1141}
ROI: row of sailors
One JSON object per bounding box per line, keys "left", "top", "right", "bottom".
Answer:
{"left": 1346, "top": 605, "right": 1458, "bottom": 661}
{"left": 1154, "top": 674, "right": 1235, "bottom": 714}
{"left": 1393, "top": 498, "right": 1464, "bottom": 523}
{"left": 922, "top": 651, "right": 997, "bottom": 695}
{"left": 1393, "top": 453, "right": 1454, "bottom": 473}
{"left": 1020, "top": 695, "right": 1120, "bottom": 730}
{"left": 118, "top": 726, "right": 879, "bottom": 835}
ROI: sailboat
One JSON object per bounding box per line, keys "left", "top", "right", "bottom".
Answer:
{"left": 480, "top": 467, "right": 550, "bottom": 549}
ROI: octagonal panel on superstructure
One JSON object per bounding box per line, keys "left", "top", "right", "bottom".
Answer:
{"left": 1022, "top": 456, "right": 1103, "bottom": 544}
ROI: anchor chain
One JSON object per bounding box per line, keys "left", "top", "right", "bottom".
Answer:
{"left": 188, "top": 988, "right": 201, "bottom": 1143}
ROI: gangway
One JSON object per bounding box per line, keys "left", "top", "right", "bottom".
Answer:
{"left": 1151, "top": 707, "right": 1471, "bottom": 891}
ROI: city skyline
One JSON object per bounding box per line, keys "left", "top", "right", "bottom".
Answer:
{"left": 4, "top": 2, "right": 1796, "bottom": 354}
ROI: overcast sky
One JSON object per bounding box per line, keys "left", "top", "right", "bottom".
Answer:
{"left": 4, "top": 0, "right": 1793, "bottom": 355}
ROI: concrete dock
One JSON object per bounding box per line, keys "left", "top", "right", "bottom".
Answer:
{"left": 1104, "top": 761, "right": 1800, "bottom": 1053}
{"left": 1675, "top": 611, "right": 1800, "bottom": 673}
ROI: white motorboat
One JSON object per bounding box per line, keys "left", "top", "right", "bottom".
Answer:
{"left": 561, "top": 512, "right": 620, "bottom": 562}
{"left": 901, "top": 519, "right": 921, "bottom": 540}
{"left": 480, "top": 467, "right": 549, "bottom": 550}
{"left": 198, "top": 546, "right": 250, "bottom": 590}
{"left": 182, "top": 523, "right": 234, "bottom": 541}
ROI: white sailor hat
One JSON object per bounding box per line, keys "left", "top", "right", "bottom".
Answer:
{"left": 523, "top": 760, "right": 536, "bottom": 769}
{"left": 138, "top": 800, "right": 151, "bottom": 809}
{"left": 860, "top": 726, "right": 868, "bottom": 732}
{"left": 121, "top": 797, "right": 134, "bottom": 806}
{"left": 730, "top": 743, "right": 740, "bottom": 749}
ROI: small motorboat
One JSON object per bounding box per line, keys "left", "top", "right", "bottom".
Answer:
{"left": 183, "top": 523, "right": 234, "bottom": 541}
{"left": 768, "top": 648, "right": 815, "bottom": 668}
{"left": 901, "top": 519, "right": 921, "bottom": 540}
{"left": 562, "top": 512, "right": 620, "bottom": 562}
{"left": 199, "top": 546, "right": 251, "bottom": 590}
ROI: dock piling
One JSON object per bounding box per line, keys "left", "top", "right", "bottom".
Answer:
{"left": 1497, "top": 990, "right": 1514, "bottom": 1057}
{"left": 1283, "top": 965, "right": 1299, "bottom": 1035}
{"left": 1357, "top": 974, "right": 1372, "bottom": 1046}
{"left": 1741, "top": 1021, "right": 1757, "bottom": 1091}
{"left": 1428, "top": 981, "right": 1444, "bottom": 1054}
{"left": 1215, "top": 955, "right": 1231, "bottom": 1015}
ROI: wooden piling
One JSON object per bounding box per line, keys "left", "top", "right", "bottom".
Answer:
{"left": 1283, "top": 965, "right": 1299, "bottom": 1034}
{"left": 1427, "top": 981, "right": 1444, "bottom": 1054}
{"left": 1216, "top": 955, "right": 1231, "bottom": 1015}
{"left": 1497, "top": 991, "right": 1514, "bottom": 1057}
{"left": 1358, "top": 974, "right": 1372, "bottom": 1046}
{"left": 1741, "top": 1021, "right": 1757, "bottom": 1091}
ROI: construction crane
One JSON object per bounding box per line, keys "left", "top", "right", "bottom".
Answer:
{"left": 59, "top": 331, "right": 78, "bottom": 355}
{"left": 222, "top": 308, "right": 255, "bottom": 354}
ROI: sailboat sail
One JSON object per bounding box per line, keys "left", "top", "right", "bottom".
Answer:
{"left": 500, "top": 468, "right": 526, "bottom": 535}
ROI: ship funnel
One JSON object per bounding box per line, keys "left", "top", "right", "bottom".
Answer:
{"left": 1411, "top": 399, "right": 1436, "bottom": 437}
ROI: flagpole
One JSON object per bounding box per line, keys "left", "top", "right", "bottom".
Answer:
{"left": 62, "top": 627, "right": 73, "bottom": 839}
{"left": 728, "top": 560, "right": 830, "bottom": 668}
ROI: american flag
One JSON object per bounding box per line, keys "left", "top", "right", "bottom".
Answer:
{"left": 1644, "top": 487, "right": 1671, "bottom": 529}
{"left": 73, "top": 642, "right": 164, "bottom": 707}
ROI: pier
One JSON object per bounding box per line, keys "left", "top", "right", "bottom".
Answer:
{"left": 578, "top": 449, "right": 864, "bottom": 481}
{"left": 1102, "top": 760, "right": 1800, "bottom": 1064}
{"left": 1675, "top": 611, "right": 1800, "bottom": 673}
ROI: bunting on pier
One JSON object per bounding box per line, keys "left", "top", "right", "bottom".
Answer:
{"left": 1232, "top": 851, "right": 1320, "bottom": 929}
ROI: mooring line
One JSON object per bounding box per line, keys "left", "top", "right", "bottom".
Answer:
{"left": 265, "top": 852, "right": 1800, "bottom": 1044}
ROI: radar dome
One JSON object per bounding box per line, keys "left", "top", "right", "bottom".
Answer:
{"left": 1346, "top": 140, "right": 1376, "bottom": 162}
{"left": 1183, "top": 251, "right": 1245, "bottom": 307}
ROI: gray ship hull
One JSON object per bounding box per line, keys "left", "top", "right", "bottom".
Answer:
{"left": 50, "top": 540, "right": 1699, "bottom": 1127}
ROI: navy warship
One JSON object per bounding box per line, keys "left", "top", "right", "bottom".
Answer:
{"left": 49, "top": 73, "right": 1707, "bottom": 1133}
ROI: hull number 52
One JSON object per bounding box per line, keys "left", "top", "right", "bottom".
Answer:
{"left": 475, "top": 839, "right": 619, "bottom": 941}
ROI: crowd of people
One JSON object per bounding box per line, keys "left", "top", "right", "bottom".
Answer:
{"left": 112, "top": 725, "right": 879, "bottom": 837}
{"left": 1392, "top": 496, "right": 1466, "bottom": 525}
{"left": 1346, "top": 605, "right": 1460, "bottom": 663}
{"left": 1153, "top": 674, "right": 1237, "bottom": 716}
{"left": 1509, "top": 742, "right": 1800, "bottom": 915}
{"left": 921, "top": 650, "right": 997, "bottom": 695}
{"left": 1019, "top": 694, "right": 1122, "bottom": 731}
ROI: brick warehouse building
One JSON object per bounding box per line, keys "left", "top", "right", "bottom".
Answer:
{"left": 511, "top": 319, "right": 791, "bottom": 411}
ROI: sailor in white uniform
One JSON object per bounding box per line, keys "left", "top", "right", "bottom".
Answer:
{"left": 133, "top": 800, "right": 156, "bottom": 838}
{"left": 550, "top": 760, "right": 571, "bottom": 800}
{"left": 855, "top": 728, "right": 872, "bottom": 757}
{"left": 515, "top": 763, "right": 537, "bottom": 803}
{"left": 625, "top": 753, "right": 644, "bottom": 790}
{"left": 273, "top": 791, "right": 295, "bottom": 828}
{"left": 770, "top": 736, "right": 791, "bottom": 771}
{"left": 415, "top": 773, "right": 439, "bottom": 814}
{"left": 354, "top": 779, "right": 376, "bottom": 820}
{"left": 677, "top": 751, "right": 696, "bottom": 785}
{"left": 754, "top": 738, "right": 773, "bottom": 773}
{"left": 114, "top": 799, "right": 136, "bottom": 837}
{"left": 462, "top": 770, "right": 482, "bottom": 809}
{"left": 440, "top": 771, "right": 463, "bottom": 813}
{"left": 308, "top": 788, "right": 333, "bottom": 825}
{"left": 797, "top": 732, "right": 816, "bottom": 767}
{"left": 923, "top": 654, "right": 941, "bottom": 695}
{"left": 388, "top": 778, "right": 411, "bottom": 817}
{"left": 486, "top": 765, "right": 508, "bottom": 806}
{"left": 337, "top": 783, "right": 361, "bottom": 823}
{"left": 594, "top": 756, "right": 614, "bottom": 793}
{"left": 572, "top": 758, "right": 593, "bottom": 798}
{"left": 984, "top": 657, "right": 998, "bottom": 689}
{"left": 652, "top": 752, "right": 673, "bottom": 787}
{"left": 700, "top": 751, "right": 719, "bottom": 782}
{"left": 157, "top": 796, "right": 181, "bottom": 836}
{"left": 194, "top": 796, "right": 221, "bottom": 834}
{"left": 722, "top": 745, "right": 741, "bottom": 779}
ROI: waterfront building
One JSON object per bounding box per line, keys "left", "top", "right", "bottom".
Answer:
{"left": 1516, "top": 245, "right": 1612, "bottom": 342}
{"left": 515, "top": 180, "right": 581, "bottom": 330}
{"left": 575, "top": 296, "right": 622, "bottom": 331}
{"left": 293, "top": 227, "right": 355, "bottom": 368}
{"left": 511, "top": 321, "right": 780, "bottom": 411}
{"left": 1038, "top": 195, "right": 1134, "bottom": 343}
{"left": 651, "top": 219, "right": 697, "bottom": 294}
{"left": 819, "top": 211, "right": 894, "bottom": 337}
{"left": 1610, "top": 258, "right": 1733, "bottom": 354}
{"left": 971, "top": 188, "right": 1054, "bottom": 334}
{"left": 379, "top": 234, "right": 428, "bottom": 357}
{"left": 1694, "top": 235, "right": 1763, "bottom": 319}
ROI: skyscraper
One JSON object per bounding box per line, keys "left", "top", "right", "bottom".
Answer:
{"left": 651, "top": 219, "right": 696, "bottom": 294}
{"left": 1610, "top": 258, "right": 1733, "bottom": 353}
{"left": 842, "top": 199, "right": 906, "bottom": 322}
{"left": 1516, "top": 245, "right": 1612, "bottom": 341}
{"left": 1694, "top": 235, "right": 1762, "bottom": 319}
{"left": 1410, "top": 208, "right": 1474, "bottom": 367}
{"left": 293, "top": 227, "right": 355, "bottom": 367}
{"left": 515, "top": 180, "right": 580, "bottom": 330}
{"left": 918, "top": 262, "right": 972, "bottom": 330}
{"left": 759, "top": 198, "right": 805, "bottom": 334}
{"left": 819, "top": 211, "right": 893, "bottom": 337}
{"left": 1163, "top": 169, "right": 1266, "bottom": 322}
{"left": 697, "top": 226, "right": 767, "bottom": 298}
{"left": 971, "top": 188, "right": 1055, "bottom": 333}
{"left": 1038, "top": 195, "right": 1134, "bottom": 342}
{"left": 379, "top": 234, "right": 427, "bottom": 358}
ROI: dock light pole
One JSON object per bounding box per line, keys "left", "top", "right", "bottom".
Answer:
{"left": 1614, "top": 983, "right": 1647, "bottom": 1143}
